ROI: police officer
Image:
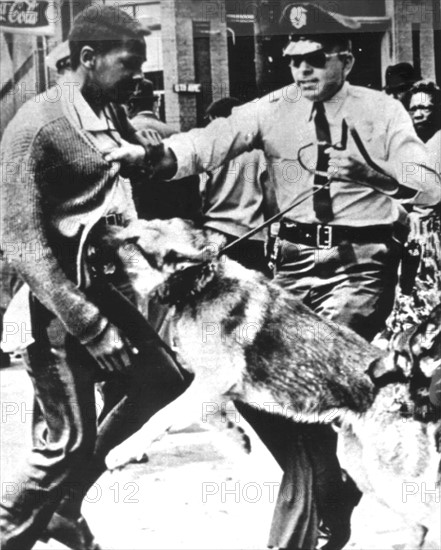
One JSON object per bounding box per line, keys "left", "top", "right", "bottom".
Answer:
{"left": 106, "top": 4, "right": 440, "bottom": 549}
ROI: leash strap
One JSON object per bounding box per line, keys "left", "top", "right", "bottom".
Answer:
{"left": 218, "top": 181, "right": 331, "bottom": 258}
{"left": 349, "top": 125, "right": 392, "bottom": 180}
{"left": 219, "top": 119, "right": 401, "bottom": 258}
{"left": 89, "top": 278, "right": 183, "bottom": 367}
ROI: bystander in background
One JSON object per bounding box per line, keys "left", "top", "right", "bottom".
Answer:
{"left": 128, "top": 78, "right": 201, "bottom": 221}
{"left": 383, "top": 62, "right": 421, "bottom": 104}
{"left": 201, "top": 97, "right": 277, "bottom": 274}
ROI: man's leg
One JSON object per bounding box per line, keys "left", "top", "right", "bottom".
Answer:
{"left": 52, "top": 286, "right": 191, "bottom": 523}
{"left": 0, "top": 302, "right": 97, "bottom": 550}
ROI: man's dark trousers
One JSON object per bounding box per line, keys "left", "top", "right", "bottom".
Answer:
{"left": 0, "top": 280, "right": 189, "bottom": 550}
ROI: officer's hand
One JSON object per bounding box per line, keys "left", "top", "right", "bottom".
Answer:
{"left": 326, "top": 147, "right": 369, "bottom": 182}
{"left": 85, "top": 323, "right": 134, "bottom": 373}
{"left": 104, "top": 141, "right": 145, "bottom": 168}
{"left": 136, "top": 128, "right": 163, "bottom": 148}
{"left": 135, "top": 129, "right": 178, "bottom": 179}
{"left": 105, "top": 131, "right": 177, "bottom": 179}
{"left": 326, "top": 147, "right": 399, "bottom": 194}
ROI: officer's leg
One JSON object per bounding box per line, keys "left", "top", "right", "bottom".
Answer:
{"left": 267, "top": 427, "right": 319, "bottom": 550}
{"left": 272, "top": 241, "right": 374, "bottom": 549}
{"left": 273, "top": 241, "right": 317, "bottom": 304}
{"left": 0, "top": 302, "right": 97, "bottom": 550}
{"left": 304, "top": 239, "right": 401, "bottom": 546}
{"left": 310, "top": 240, "right": 401, "bottom": 341}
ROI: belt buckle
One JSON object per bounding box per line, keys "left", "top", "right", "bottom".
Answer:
{"left": 105, "top": 213, "right": 123, "bottom": 226}
{"left": 316, "top": 224, "right": 332, "bottom": 249}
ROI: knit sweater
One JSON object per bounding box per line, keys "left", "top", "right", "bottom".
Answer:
{"left": 0, "top": 89, "right": 140, "bottom": 344}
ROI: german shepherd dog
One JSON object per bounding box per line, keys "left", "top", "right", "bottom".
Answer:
{"left": 103, "top": 218, "right": 440, "bottom": 548}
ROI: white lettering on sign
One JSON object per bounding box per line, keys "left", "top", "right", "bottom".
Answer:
{"left": 9, "top": 2, "right": 38, "bottom": 25}
{"left": 173, "top": 83, "right": 201, "bottom": 93}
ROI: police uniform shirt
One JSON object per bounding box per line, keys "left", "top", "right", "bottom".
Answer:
{"left": 165, "top": 82, "right": 439, "bottom": 227}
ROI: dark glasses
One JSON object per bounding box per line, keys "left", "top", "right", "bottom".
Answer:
{"left": 288, "top": 51, "right": 347, "bottom": 69}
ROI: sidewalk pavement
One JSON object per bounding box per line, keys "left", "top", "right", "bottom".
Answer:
{"left": 1, "top": 361, "right": 439, "bottom": 550}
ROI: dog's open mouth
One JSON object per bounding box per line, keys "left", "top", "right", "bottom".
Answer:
{"left": 152, "top": 260, "right": 217, "bottom": 307}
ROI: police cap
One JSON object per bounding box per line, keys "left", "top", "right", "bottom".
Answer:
{"left": 280, "top": 3, "right": 360, "bottom": 57}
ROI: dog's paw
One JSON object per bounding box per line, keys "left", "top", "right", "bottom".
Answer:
{"left": 105, "top": 447, "right": 149, "bottom": 471}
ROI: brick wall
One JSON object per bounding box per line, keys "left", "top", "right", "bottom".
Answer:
{"left": 390, "top": 0, "right": 437, "bottom": 81}
{"left": 162, "top": 0, "right": 229, "bottom": 132}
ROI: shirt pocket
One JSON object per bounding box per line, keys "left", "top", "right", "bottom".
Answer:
{"left": 352, "top": 120, "right": 388, "bottom": 161}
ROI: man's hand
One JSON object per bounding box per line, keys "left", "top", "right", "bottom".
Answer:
{"left": 85, "top": 322, "right": 135, "bottom": 373}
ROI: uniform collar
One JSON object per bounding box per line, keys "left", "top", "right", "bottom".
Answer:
{"left": 307, "top": 81, "right": 349, "bottom": 121}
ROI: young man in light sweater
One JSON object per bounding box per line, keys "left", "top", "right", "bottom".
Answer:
{"left": 0, "top": 7, "right": 188, "bottom": 550}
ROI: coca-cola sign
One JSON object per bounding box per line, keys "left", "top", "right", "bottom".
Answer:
{"left": 0, "top": 0, "right": 55, "bottom": 35}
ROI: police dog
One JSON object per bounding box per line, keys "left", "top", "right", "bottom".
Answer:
{"left": 104, "top": 218, "right": 440, "bottom": 548}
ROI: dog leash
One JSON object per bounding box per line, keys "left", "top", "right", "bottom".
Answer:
{"left": 217, "top": 183, "right": 333, "bottom": 258}
{"left": 218, "top": 122, "right": 348, "bottom": 258}
{"left": 218, "top": 119, "right": 402, "bottom": 259}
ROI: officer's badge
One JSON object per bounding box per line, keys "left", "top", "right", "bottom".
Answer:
{"left": 289, "top": 6, "right": 307, "bottom": 29}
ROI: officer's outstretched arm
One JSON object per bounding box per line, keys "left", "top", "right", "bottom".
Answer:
{"left": 105, "top": 131, "right": 178, "bottom": 180}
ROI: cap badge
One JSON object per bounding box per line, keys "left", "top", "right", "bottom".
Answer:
{"left": 289, "top": 6, "right": 307, "bottom": 29}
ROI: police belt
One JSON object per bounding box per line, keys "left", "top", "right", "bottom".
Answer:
{"left": 279, "top": 221, "right": 393, "bottom": 249}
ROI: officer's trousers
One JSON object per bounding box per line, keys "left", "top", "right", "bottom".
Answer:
{"left": 263, "top": 237, "right": 401, "bottom": 549}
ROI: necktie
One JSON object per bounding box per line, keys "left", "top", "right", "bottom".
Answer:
{"left": 313, "top": 102, "right": 333, "bottom": 223}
